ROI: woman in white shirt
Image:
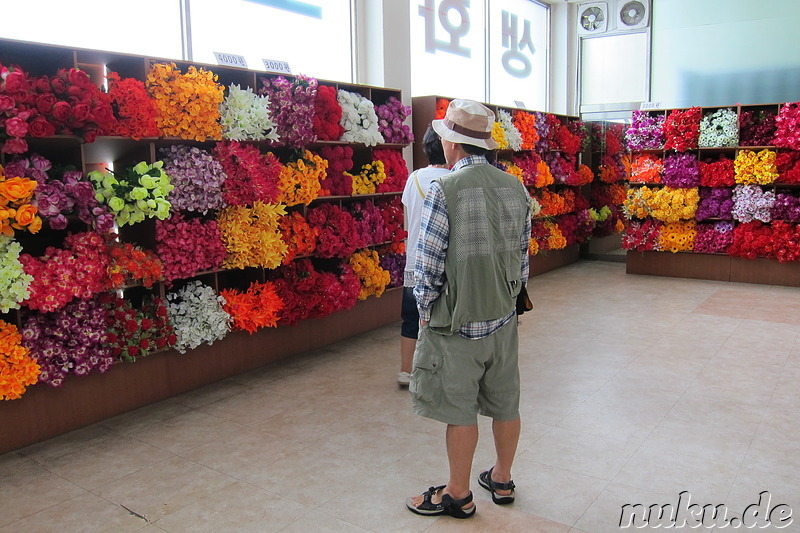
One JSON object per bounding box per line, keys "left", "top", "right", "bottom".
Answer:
{"left": 398, "top": 126, "right": 449, "bottom": 387}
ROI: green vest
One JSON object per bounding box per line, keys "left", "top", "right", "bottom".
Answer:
{"left": 429, "top": 163, "right": 530, "bottom": 335}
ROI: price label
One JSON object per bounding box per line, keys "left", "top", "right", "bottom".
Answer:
{"left": 263, "top": 58, "right": 292, "bottom": 74}
{"left": 513, "top": 100, "right": 527, "bottom": 109}
{"left": 640, "top": 101, "right": 662, "bottom": 111}
{"left": 213, "top": 52, "right": 248, "bottom": 69}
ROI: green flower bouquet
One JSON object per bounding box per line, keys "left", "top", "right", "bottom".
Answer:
{"left": 89, "top": 161, "right": 174, "bottom": 227}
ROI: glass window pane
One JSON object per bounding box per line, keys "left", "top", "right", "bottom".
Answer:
{"left": 651, "top": 0, "right": 800, "bottom": 108}
{"left": 189, "top": 0, "right": 352, "bottom": 82}
{"left": 488, "top": 0, "right": 548, "bottom": 110}
{"left": 0, "top": 0, "right": 182, "bottom": 58}
{"left": 580, "top": 32, "right": 648, "bottom": 106}
{"left": 410, "top": 0, "right": 486, "bottom": 100}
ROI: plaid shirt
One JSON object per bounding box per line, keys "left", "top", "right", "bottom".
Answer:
{"left": 414, "top": 155, "right": 531, "bottom": 339}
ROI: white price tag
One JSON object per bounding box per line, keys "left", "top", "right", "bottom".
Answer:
{"left": 640, "top": 101, "right": 662, "bottom": 111}
{"left": 263, "top": 58, "right": 292, "bottom": 74}
{"left": 213, "top": 52, "right": 248, "bottom": 69}
{"left": 514, "top": 100, "right": 526, "bottom": 109}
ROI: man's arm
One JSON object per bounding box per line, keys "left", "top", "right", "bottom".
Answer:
{"left": 414, "top": 181, "right": 449, "bottom": 325}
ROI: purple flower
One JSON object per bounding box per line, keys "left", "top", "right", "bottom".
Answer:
{"left": 663, "top": 153, "right": 700, "bottom": 188}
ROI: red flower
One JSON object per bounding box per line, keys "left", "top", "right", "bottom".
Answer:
{"left": 5, "top": 116, "right": 29, "bottom": 138}
{"left": 127, "top": 345, "right": 140, "bottom": 358}
{"left": 155, "top": 337, "right": 167, "bottom": 349}
{"left": 138, "top": 338, "right": 150, "bottom": 350}
{"left": 124, "top": 320, "right": 138, "bottom": 334}
{"left": 28, "top": 116, "right": 56, "bottom": 137}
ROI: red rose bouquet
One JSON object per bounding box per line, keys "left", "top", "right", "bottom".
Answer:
{"left": 374, "top": 149, "right": 409, "bottom": 192}
{"left": 663, "top": 107, "right": 701, "bottom": 151}
{"left": 105, "top": 72, "right": 159, "bottom": 139}
{"left": 319, "top": 145, "right": 354, "bottom": 196}
{"left": 100, "top": 292, "right": 175, "bottom": 362}
{"left": 378, "top": 196, "right": 407, "bottom": 242}
{"left": 214, "top": 141, "right": 282, "bottom": 205}
{"left": 314, "top": 84, "right": 344, "bottom": 141}
{"left": 307, "top": 203, "right": 360, "bottom": 258}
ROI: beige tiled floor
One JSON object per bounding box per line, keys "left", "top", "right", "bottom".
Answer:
{"left": 2, "top": 261, "right": 799, "bottom": 532}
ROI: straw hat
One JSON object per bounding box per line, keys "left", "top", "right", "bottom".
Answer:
{"left": 432, "top": 99, "right": 498, "bottom": 150}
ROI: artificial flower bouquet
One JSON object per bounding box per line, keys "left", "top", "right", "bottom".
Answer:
{"left": 497, "top": 110, "right": 523, "bottom": 151}
{"left": 732, "top": 184, "right": 775, "bottom": 223}
{"left": 698, "top": 156, "right": 735, "bottom": 187}
{"left": 630, "top": 154, "right": 663, "bottom": 184}
{"left": 338, "top": 89, "right": 384, "bottom": 146}
{"left": 278, "top": 150, "right": 326, "bottom": 206}
{"left": 155, "top": 212, "right": 226, "bottom": 282}
{"left": 219, "top": 84, "right": 279, "bottom": 142}
{"left": 160, "top": 145, "right": 228, "bottom": 213}
{"left": 696, "top": 188, "right": 733, "bottom": 221}
{"left": 318, "top": 146, "right": 354, "bottom": 196}
{"left": 0, "top": 234, "right": 32, "bottom": 313}
{"left": 374, "top": 149, "right": 409, "bottom": 193}
{"left": 22, "top": 296, "right": 113, "bottom": 388}
{"left": 734, "top": 150, "right": 778, "bottom": 185}
{"left": 166, "top": 280, "right": 230, "bottom": 353}
{"left": 659, "top": 220, "right": 697, "bottom": 253}
{"left": 739, "top": 109, "right": 776, "bottom": 147}
{"left": 279, "top": 210, "right": 318, "bottom": 264}
{"left": 375, "top": 96, "right": 413, "bottom": 144}
{"left": 147, "top": 62, "right": 224, "bottom": 141}
{"left": 349, "top": 249, "right": 391, "bottom": 300}
{"left": 0, "top": 164, "right": 42, "bottom": 236}
{"left": 663, "top": 153, "right": 699, "bottom": 188}
{"left": 105, "top": 72, "right": 160, "bottom": 139}
{"left": 100, "top": 292, "right": 176, "bottom": 362}
{"left": 221, "top": 281, "right": 284, "bottom": 333}
{"left": 0, "top": 319, "right": 40, "bottom": 400}
{"left": 89, "top": 161, "right": 173, "bottom": 227}
{"left": 350, "top": 199, "right": 388, "bottom": 247}
{"left": 626, "top": 110, "right": 665, "bottom": 150}
{"left": 378, "top": 196, "right": 407, "bottom": 242}
{"left": 663, "top": 107, "right": 701, "bottom": 151}
{"left": 772, "top": 192, "right": 800, "bottom": 223}
{"left": 314, "top": 84, "right": 344, "bottom": 141}
{"left": 349, "top": 160, "right": 387, "bottom": 195}
{"left": 106, "top": 240, "right": 163, "bottom": 289}
{"left": 260, "top": 74, "right": 318, "bottom": 148}
{"left": 307, "top": 203, "right": 360, "bottom": 258}
{"left": 513, "top": 110, "right": 539, "bottom": 150}
{"left": 773, "top": 102, "right": 800, "bottom": 150}
{"left": 693, "top": 221, "right": 733, "bottom": 254}
{"left": 698, "top": 108, "right": 738, "bottom": 147}
{"left": 217, "top": 201, "right": 288, "bottom": 269}
{"left": 214, "top": 141, "right": 282, "bottom": 206}
{"left": 622, "top": 219, "right": 663, "bottom": 252}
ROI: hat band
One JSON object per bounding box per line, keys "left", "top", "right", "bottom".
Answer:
{"left": 443, "top": 118, "right": 492, "bottom": 140}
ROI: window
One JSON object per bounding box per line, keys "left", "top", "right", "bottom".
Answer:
{"left": 0, "top": 0, "right": 183, "bottom": 59}
{"left": 410, "top": 0, "right": 549, "bottom": 108}
{"left": 580, "top": 32, "right": 648, "bottom": 107}
{"left": 189, "top": 0, "right": 353, "bottom": 82}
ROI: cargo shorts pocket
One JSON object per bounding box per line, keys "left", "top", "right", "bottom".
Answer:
{"left": 410, "top": 331, "right": 444, "bottom": 404}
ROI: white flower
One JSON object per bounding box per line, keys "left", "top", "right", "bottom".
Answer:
{"left": 166, "top": 281, "right": 231, "bottom": 353}
{"left": 699, "top": 108, "right": 739, "bottom": 148}
{"left": 219, "top": 84, "right": 280, "bottom": 142}
{"left": 337, "top": 90, "right": 385, "bottom": 146}
{"left": 498, "top": 110, "right": 523, "bottom": 151}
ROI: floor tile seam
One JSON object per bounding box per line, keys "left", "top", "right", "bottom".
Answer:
{"left": 566, "top": 476, "right": 614, "bottom": 530}
{"left": 86, "top": 454, "right": 181, "bottom": 494}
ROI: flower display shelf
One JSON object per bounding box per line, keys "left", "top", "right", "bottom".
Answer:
{"left": 411, "top": 95, "right": 594, "bottom": 274}
{"left": 0, "top": 37, "right": 412, "bottom": 452}
{"left": 623, "top": 102, "right": 800, "bottom": 286}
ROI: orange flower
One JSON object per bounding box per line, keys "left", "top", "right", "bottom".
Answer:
{"left": 0, "top": 320, "right": 40, "bottom": 401}
{"left": 0, "top": 176, "right": 36, "bottom": 203}
{"left": 13, "top": 204, "right": 38, "bottom": 227}
{"left": 435, "top": 98, "right": 450, "bottom": 120}
{"left": 512, "top": 111, "right": 539, "bottom": 150}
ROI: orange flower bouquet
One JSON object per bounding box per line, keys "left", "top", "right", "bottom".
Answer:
{"left": 435, "top": 98, "right": 450, "bottom": 120}
{"left": 146, "top": 62, "right": 224, "bottom": 141}
{"left": 221, "top": 281, "right": 284, "bottom": 333}
{"left": 545, "top": 220, "right": 567, "bottom": 250}
{"left": 349, "top": 249, "right": 390, "bottom": 300}
{"left": 0, "top": 319, "right": 40, "bottom": 400}
{"left": 512, "top": 110, "right": 539, "bottom": 150}
{"left": 279, "top": 211, "right": 318, "bottom": 264}
{"left": 631, "top": 154, "right": 663, "bottom": 184}
{"left": 659, "top": 220, "right": 697, "bottom": 253}
{"left": 278, "top": 150, "right": 327, "bottom": 206}
{"left": 0, "top": 166, "right": 41, "bottom": 236}
{"left": 217, "top": 201, "right": 288, "bottom": 269}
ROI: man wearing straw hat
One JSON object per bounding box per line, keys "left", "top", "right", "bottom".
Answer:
{"left": 406, "top": 99, "right": 532, "bottom": 519}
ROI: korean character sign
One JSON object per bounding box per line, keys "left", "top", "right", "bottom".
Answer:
{"left": 412, "top": 0, "right": 486, "bottom": 101}
{"left": 501, "top": 10, "right": 535, "bottom": 78}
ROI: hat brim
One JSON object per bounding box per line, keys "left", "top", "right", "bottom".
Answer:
{"left": 432, "top": 119, "right": 498, "bottom": 150}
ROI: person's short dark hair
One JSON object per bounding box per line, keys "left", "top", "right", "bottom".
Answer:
{"left": 423, "top": 125, "right": 446, "bottom": 165}
{"left": 461, "top": 143, "right": 490, "bottom": 157}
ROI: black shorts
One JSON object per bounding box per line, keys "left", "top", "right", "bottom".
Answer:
{"left": 401, "top": 287, "right": 420, "bottom": 339}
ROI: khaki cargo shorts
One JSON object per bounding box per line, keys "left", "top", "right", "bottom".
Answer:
{"left": 410, "top": 318, "right": 520, "bottom": 426}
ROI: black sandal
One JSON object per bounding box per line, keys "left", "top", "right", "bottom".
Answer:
{"left": 406, "top": 485, "right": 476, "bottom": 519}
{"left": 478, "top": 467, "right": 516, "bottom": 504}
